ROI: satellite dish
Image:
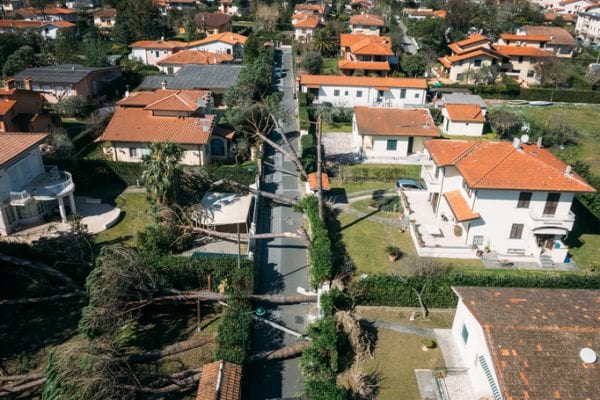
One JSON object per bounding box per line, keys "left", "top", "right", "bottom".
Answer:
{"left": 580, "top": 347, "right": 597, "bottom": 364}
{"left": 520, "top": 134, "right": 530, "bottom": 144}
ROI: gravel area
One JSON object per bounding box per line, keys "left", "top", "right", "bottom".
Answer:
{"left": 322, "top": 132, "right": 359, "bottom": 162}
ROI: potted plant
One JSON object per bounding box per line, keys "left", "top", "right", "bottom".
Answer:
{"left": 385, "top": 245, "right": 403, "bottom": 262}
{"left": 421, "top": 338, "right": 437, "bottom": 351}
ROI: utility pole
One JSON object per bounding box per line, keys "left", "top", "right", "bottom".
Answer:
{"left": 316, "top": 114, "right": 324, "bottom": 221}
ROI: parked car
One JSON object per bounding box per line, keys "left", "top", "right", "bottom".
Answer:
{"left": 396, "top": 179, "right": 424, "bottom": 191}
{"left": 273, "top": 67, "right": 283, "bottom": 79}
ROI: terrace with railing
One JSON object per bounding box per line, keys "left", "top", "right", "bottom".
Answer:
{"left": 9, "top": 166, "right": 74, "bottom": 206}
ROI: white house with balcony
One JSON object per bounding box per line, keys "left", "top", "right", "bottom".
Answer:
{"left": 446, "top": 286, "right": 600, "bottom": 400}
{"left": 299, "top": 75, "right": 427, "bottom": 108}
{"left": 576, "top": 5, "right": 600, "bottom": 43}
{"left": 415, "top": 139, "right": 595, "bottom": 265}
{"left": 0, "top": 133, "right": 76, "bottom": 236}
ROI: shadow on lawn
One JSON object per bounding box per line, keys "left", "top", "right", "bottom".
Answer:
{"left": 565, "top": 198, "right": 600, "bottom": 249}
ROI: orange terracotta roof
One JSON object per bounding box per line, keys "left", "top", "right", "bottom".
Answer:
{"left": 187, "top": 32, "right": 247, "bottom": 47}
{"left": 520, "top": 25, "right": 576, "bottom": 46}
{"left": 156, "top": 50, "right": 233, "bottom": 65}
{"left": 493, "top": 45, "right": 554, "bottom": 57}
{"left": 349, "top": 14, "right": 384, "bottom": 26}
{"left": 455, "top": 33, "right": 490, "bottom": 47}
{"left": 292, "top": 14, "right": 321, "bottom": 29}
{"left": 308, "top": 173, "right": 330, "bottom": 191}
{"left": 0, "top": 20, "right": 44, "bottom": 28}
{"left": 99, "top": 107, "right": 215, "bottom": 145}
{"left": 0, "top": 133, "right": 48, "bottom": 167}
{"left": 425, "top": 140, "right": 595, "bottom": 192}
{"left": 17, "top": 6, "right": 75, "bottom": 15}
{"left": 340, "top": 34, "right": 393, "bottom": 55}
{"left": 196, "top": 360, "right": 242, "bottom": 400}
{"left": 0, "top": 99, "right": 16, "bottom": 115}
{"left": 445, "top": 104, "right": 485, "bottom": 122}
{"left": 294, "top": 3, "right": 326, "bottom": 14}
{"left": 453, "top": 287, "right": 600, "bottom": 400}
{"left": 543, "top": 12, "right": 577, "bottom": 22}
{"left": 443, "top": 190, "right": 480, "bottom": 221}
{"left": 354, "top": 107, "right": 440, "bottom": 137}
{"left": 94, "top": 8, "right": 117, "bottom": 18}
{"left": 129, "top": 39, "right": 187, "bottom": 49}
{"left": 433, "top": 10, "right": 447, "bottom": 17}
{"left": 299, "top": 74, "right": 427, "bottom": 89}
{"left": 439, "top": 48, "right": 501, "bottom": 66}
{"left": 338, "top": 60, "right": 390, "bottom": 70}
{"left": 499, "top": 34, "right": 551, "bottom": 42}
{"left": 117, "top": 89, "right": 211, "bottom": 112}
{"left": 47, "top": 21, "right": 76, "bottom": 28}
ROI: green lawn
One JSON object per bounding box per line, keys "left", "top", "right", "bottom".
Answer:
{"left": 61, "top": 117, "right": 86, "bottom": 139}
{"left": 497, "top": 104, "right": 600, "bottom": 171}
{"left": 350, "top": 198, "right": 403, "bottom": 219}
{"left": 322, "top": 57, "right": 339, "bottom": 75}
{"left": 348, "top": 330, "right": 445, "bottom": 400}
{"left": 95, "top": 192, "right": 153, "bottom": 246}
{"left": 323, "top": 121, "right": 352, "bottom": 133}
{"left": 330, "top": 179, "right": 395, "bottom": 194}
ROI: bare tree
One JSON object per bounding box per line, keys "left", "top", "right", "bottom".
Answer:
{"left": 254, "top": 2, "right": 280, "bottom": 31}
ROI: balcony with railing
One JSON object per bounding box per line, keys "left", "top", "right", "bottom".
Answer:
{"left": 421, "top": 165, "right": 440, "bottom": 192}
{"left": 9, "top": 166, "right": 74, "bottom": 206}
{"left": 529, "top": 209, "right": 575, "bottom": 231}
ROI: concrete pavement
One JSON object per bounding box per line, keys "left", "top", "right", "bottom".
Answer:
{"left": 246, "top": 47, "right": 312, "bottom": 400}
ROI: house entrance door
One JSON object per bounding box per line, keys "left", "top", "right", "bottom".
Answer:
{"left": 407, "top": 137, "right": 414, "bottom": 154}
{"left": 536, "top": 234, "right": 555, "bottom": 249}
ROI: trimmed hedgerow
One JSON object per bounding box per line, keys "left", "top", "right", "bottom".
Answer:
{"left": 298, "top": 196, "right": 334, "bottom": 288}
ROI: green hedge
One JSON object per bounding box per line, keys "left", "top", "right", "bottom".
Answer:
{"left": 444, "top": 84, "right": 600, "bottom": 103}
{"left": 338, "top": 164, "right": 421, "bottom": 182}
{"left": 573, "top": 162, "right": 600, "bottom": 219}
{"left": 350, "top": 273, "right": 600, "bottom": 308}
{"left": 299, "top": 92, "right": 310, "bottom": 130}
{"left": 300, "top": 134, "right": 317, "bottom": 174}
{"left": 60, "top": 159, "right": 143, "bottom": 192}
{"left": 300, "top": 196, "right": 334, "bottom": 288}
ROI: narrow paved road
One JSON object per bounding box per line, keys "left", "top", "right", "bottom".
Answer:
{"left": 247, "top": 47, "right": 311, "bottom": 400}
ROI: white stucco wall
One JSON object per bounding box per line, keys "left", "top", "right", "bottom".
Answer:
{"left": 187, "top": 42, "right": 234, "bottom": 55}
{"left": 129, "top": 48, "right": 177, "bottom": 66}
{"left": 442, "top": 117, "right": 484, "bottom": 136}
{"left": 350, "top": 25, "right": 380, "bottom": 35}
{"left": 304, "top": 84, "right": 426, "bottom": 107}
{"left": 107, "top": 142, "right": 208, "bottom": 166}
{"left": 576, "top": 8, "right": 600, "bottom": 42}
{"left": 0, "top": 148, "right": 45, "bottom": 198}
{"left": 451, "top": 299, "right": 500, "bottom": 397}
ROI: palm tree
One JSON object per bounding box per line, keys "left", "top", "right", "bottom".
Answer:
{"left": 141, "top": 142, "right": 183, "bottom": 206}
{"left": 311, "top": 29, "right": 336, "bottom": 56}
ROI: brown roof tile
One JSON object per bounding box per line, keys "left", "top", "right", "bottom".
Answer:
{"left": 445, "top": 104, "right": 485, "bottom": 122}
{"left": 187, "top": 32, "right": 247, "bottom": 47}
{"left": 0, "top": 99, "right": 16, "bottom": 116}
{"left": 196, "top": 360, "right": 242, "bottom": 400}
{"left": 194, "top": 13, "right": 231, "bottom": 28}
{"left": 521, "top": 25, "right": 576, "bottom": 46}
{"left": 338, "top": 60, "right": 390, "bottom": 70}
{"left": 129, "top": 39, "right": 187, "bottom": 49}
{"left": 425, "top": 140, "right": 595, "bottom": 192}
{"left": 493, "top": 45, "right": 554, "bottom": 57}
{"left": 292, "top": 14, "right": 321, "bottom": 28}
{"left": 443, "top": 190, "right": 480, "bottom": 221}
{"left": 354, "top": 107, "right": 440, "bottom": 137}
{"left": 157, "top": 50, "right": 233, "bottom": 66}
{"left": 349, "top": 13, "right": 384, "bottom": 26}
{"left": 308, "top": 172, "right": 330, "bottom": 191}
{"left": 341, "top": 34, "right": 393, "bottom": 56}
{"left": 0, "top": 132, "right": 48, "bottom": 167}
{"left": 117, "top": 90, "right": 210, "bottom": 111}
{"left": 453, "top": 287, "right": 600, "bottom": 400}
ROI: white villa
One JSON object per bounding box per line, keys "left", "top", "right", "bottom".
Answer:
{"left": 0, "top": 133, "right": 76, "bottom": 236}
{"left": 186, "top": 32, "right": 247, "bottom": 61}
{"left": 449, "top": 286, "right": 600, "bottom": 400}
{"left": 441, "top": 104, "right": 486, "bottom": 136}
{"left": 576, "top": 5, "right": 600, "bottom": 43}
{"left": 412, "top": 139, "right": 595, "bottom": 265}
{"left": 352, "top": 107, "right": 440, "bottom": 163}
{"left": 299, "top": 75, "right": 427, "bottom": 108}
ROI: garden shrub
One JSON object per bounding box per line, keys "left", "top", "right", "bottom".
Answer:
{"left": 300, "top": 134, "right": 317, "bottom": 174}
{"left": 338, "top": 164, "right": 421, "bottom": 182}
{"left": 443, "top": 84, "right": 600, "bottom": 103}
{"left": 350, "top": 272, "right": 600, "bottom": 308}
{"left": 136, "top": 224, "right": 195, "bottom": 256}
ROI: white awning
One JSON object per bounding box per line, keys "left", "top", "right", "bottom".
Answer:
{"left": 199, "top": 192, "right": 253, "bottom": 226}
{"left": 533, "top": 227, "right": 568, "bottom": 235}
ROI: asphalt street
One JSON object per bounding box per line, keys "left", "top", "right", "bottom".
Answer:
{"left": 246, "top": 47, "right": 312, "bottom": 400}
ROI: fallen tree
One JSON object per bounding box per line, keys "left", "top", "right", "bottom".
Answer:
{"left": 211, "top": 179, "right": 298, "bottom": 206}
{"left": 249, "top": 340, "right": 312, "bottom": 363}
{"left": 121, "top": 336, "right": 214, "bottom": 364}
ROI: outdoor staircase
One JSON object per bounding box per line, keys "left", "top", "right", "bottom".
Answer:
{"left": 540, "top": 255, "right": 555, "bottom": 269}
{"left": 478, "top": 356, "right": 502, "bottom": 400}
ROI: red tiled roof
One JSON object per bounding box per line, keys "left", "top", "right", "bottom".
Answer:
{"left": 543, "top": 11, "right": 577, "bottom": 22}
{"left": 117, "top": 89, "right": 211, "bottom": 112}
{"left": 338, "top": 60, "right": 390, "bottom": 70}
{"left": 47, "top": 21, "right": 76, "bottom": 28}
{"left": 156, "top": 50, "right": 233, "bottom": 65}
{"left": 349, "top": 13, "right": 384, "bottom": 26}
{"left": 438, "top": 48, "right": 501, "bottom": 67}
{"left": 196, "top": 360, "right": 242, "bottom": 400}
{"left": 99, "top": 107, "right": 215, "bottom": 145}
{"left": 455, "top": 33, "right": 490, "bottom": 47}
{"left": 0, "top": 99, "right": 16, "bottom": 115}
{"left": 194, "top": 12, "right": 231, "bottom": 28}
{"left": 129, "top": 40, "right": 187, "bottom": 49}
{"left": 0, "top": 20, "right": 44, "bottom": 28}
{"left": 354, "top": 107, "right": 440, "bottom": 137}
{"left": 521, "top": 25, "right": 576, "bottom": 46}
{"left": 425, "top": 140, "right": 595, "bottom": 192}
{"left": 94, "top": 8, "right": 117, "bottom": 18}
{"left": 445, "top": 104, "right": 485, "bottom": 122}
{"left": 308, "top": 172, "right": 330, "bottom": 191}
{"left": 294, "top": 3, "right": 326, "bottom": 14}
{"left": 292, "top": 14, "right": 321, "bottom": 28}
{"left": 499, "top": 34, "right": 551, "bottom": 42}
{"left": 299, "top": 75, "right": 427, "bottom": 89}
{"left": 452, "top": 287, "right": 600, "bottom": 400}
{"left": 493, "top": 45, "right": 554, "bottom": 57}
{"left": 17, "top": 6, "right": 75, "bottom": 16}
{"left": 443, "top": 190, "right": 480, "bottom": 221}
{"left": 187, "top": 32, "right": 247, "bottom": 47}
{"left": 340, "top": 34, "right": 393, "bottom": 56}
{"left": 0, "top": 133, "right": 48, "bottom": 167}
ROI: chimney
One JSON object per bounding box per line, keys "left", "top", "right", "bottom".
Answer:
{"left": 565, "top": 165, "right": 572, "bottom": 176}
{"left": 160, "top": 36, "right": 164, "bottom": 41}
{"left": 2, "top": 78, "right": 15, "bottom": 89}
{"left": 24, "top": 78, "right": 32, "bottom": 91}
{"left": 512, "top": 137, "right": 521, "bottom": 149}
{"left": 536, "top": 136, "right": 543, "bottom": 148}
{"left": 161, "top": 80, "right": 167, "bottom": 90}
